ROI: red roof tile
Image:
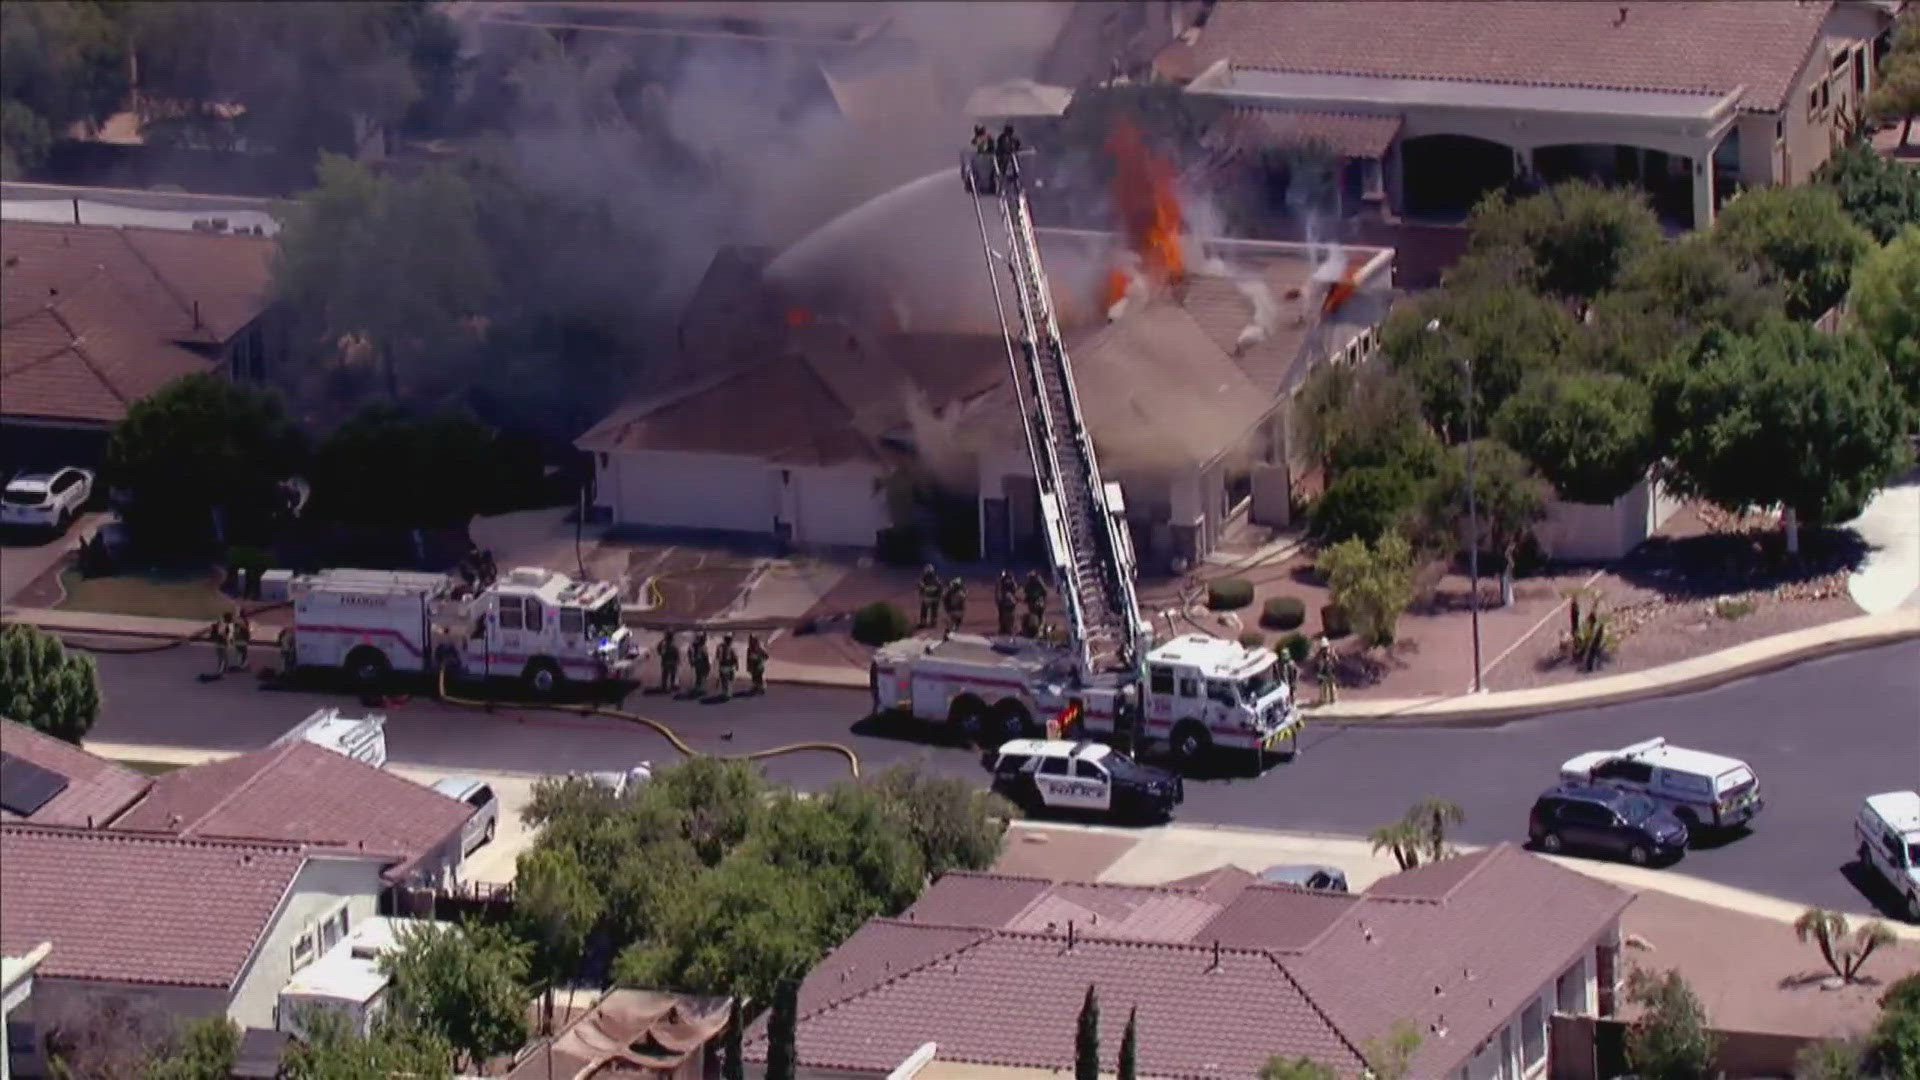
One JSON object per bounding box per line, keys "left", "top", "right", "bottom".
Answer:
{"left": 1194, "top": 882, "right": 1359, "bottom": 953}
{"left": 112, "top": 742, "right": 470, "bottom": 880}
{"left": 0, "top": 823, "right": 307, "bottom": 988}
{"left": 1207, "top": 108, "right": 1405, "bottom": 160}
{"left": 0, "top": 721, "right": 151, "bottom": 828}
{"left": 1185, "top": 1, "right": 1833, "bottom": 112}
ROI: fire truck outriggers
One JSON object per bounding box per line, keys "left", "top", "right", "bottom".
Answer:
{"left": 870, "top": 132, "right": 1300, "bottom": 768}
{"left": 280, "top": 566, "right": 640, "bottom": 693}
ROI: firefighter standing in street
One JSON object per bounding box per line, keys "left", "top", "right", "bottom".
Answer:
{"left": 746, "top": 634, "right": 768, "bottom": 694}
{"left": 716, "top": 633, "right": 739, "bottom": 698}
{"left": 1023, "top": 571, "right": 1047, "bottom": 634}
{"left": 995, "top": 570, "right": 1018, "bottom": 636}
{"left": 657, "top": 631, "right": 680, "bottom": 693}
{"left": 688, "top": 632, "right": 711, "bottom": 696}
{"left": 943, "top": 577, "right": 967, "bottom": 635}
{"left": 232, "top": 609, "right": 252, "bottom": 672}
{"left": 209, "top": 612, "right": 233, "bottom": 676}
{"left": 1314, "top": 634, "right": 1338, "bottom": 705}
{"left": 1279, "top": 650, "right": 1299, "bottom": 695}
{"left": 918, "top": 565, "right": 942, "bottom": 629}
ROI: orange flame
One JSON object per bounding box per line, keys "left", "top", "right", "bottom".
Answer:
{"left": 1106, "top": 117, "right": 1185, "bottom": 295}
{"left": 785, "top": 305, "right": 814, "bottom": 329}
{"left": 1102, "top": 268, "right": 1132, "bottom": 311}
{"left": 1321, "top": 257, "right": 1365, "bottom": 316}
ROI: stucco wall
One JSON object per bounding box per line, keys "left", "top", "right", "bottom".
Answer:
{"left": 1537, "top": 476, "right": 1683, "bottom": 563}
{"left": 229, "top": 855, "right": 387, "bottom": 1030}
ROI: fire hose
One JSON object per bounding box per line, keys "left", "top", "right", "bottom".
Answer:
{"left": 434, "top": 668, "right": 862, "bottom": 779}
{"left": 54, "top": 601, "right": 292, "bottom": 655}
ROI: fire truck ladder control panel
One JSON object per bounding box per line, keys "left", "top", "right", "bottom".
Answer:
{"left": 962, "top": 144, "right": 1152, "bottom": 684}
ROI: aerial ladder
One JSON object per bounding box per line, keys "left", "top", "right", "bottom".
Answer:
{"left": 961, "top": 142, "right": 1152, "bottom": 686}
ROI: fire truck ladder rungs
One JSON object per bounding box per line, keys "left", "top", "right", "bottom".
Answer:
{"left": 965, "top": 153, "right": 1150, "bottom": 683}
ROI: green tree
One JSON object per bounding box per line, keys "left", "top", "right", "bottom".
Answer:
{"left": 722, "top": 997, "right": 745, "bottom": 1080}
{"left": 1624, "top": 968, "right": 1717, "bottom": 1080}
{"left": 280, "top": 1009, "right": 453, "bottom": 1080}
{"left": 1361, "top": 1019, "right": 1423, "bottom": 1080}
{"left": 866, "top": 762, "right": 1011, "bottom": 880}
{"left": 1259, "top": 1056, "right": 1340, "bottom": 1080}
{"left": 0, "top": 624, "right": 101, "bottom": 744}
{"left": 1850, "top": 225, "right": 1920, "bottom": 411}
{"left": 1311, "top": 466, "right": 1420, "bottom": 546}
{"left": 1493, "top": 371, "right": 1655, "bottom": 505}
{"left": 1793, "top": 909, "right": 1898, "bottom": 985}
{"left": 1713, "top": 185, "right": 1874, "bottom": 320}
{"left": 1076, "top": 984, "right": 1101, "bottom": 1080}
{"left": 1583, "top": 234, "right": 1782, "bottom": 376}
{"left": 512, "top": 844, "right": 603, "bottom": 990}
{"left": 1867, "top": 12, "right": 1920, "bottom": 146}
{"left": 105, "top": 372, "right": 304, "bottom": 555}
{"left": 145, "top": 1016, "right": 239, "bottom": 1080}
{"left": 1370, "top": 799, "right": 1466, "bottom": 871}
{"left": 379, "top": 921, "right": 532, "bottom": 1071}
{"left": 1316, "top": 532, "right": 1418, "bottom": 649}
{"left": 1812, "top": 141, "right": 1920, "bottom": 243}
{"left": 764, "top": 979, "right": 798, "bottom": 1080}
{"left": 1117, "top": 1006, "right": 1138, "bottom": 1080}
{"left": 1379, "top": 285, "right": 1576, "bottom": 440}
{"left": 1465, "top": 179, "right": 1663, "bottom": 303}
{"left": 0, "top": 1, "right": 130, "bottom": 177}
{"left": 643, "top": 756, "right": 769, "bottom": 868}
{"left": 1294, "top": 362, "right": 1440, "bottom": 485}
{"left": 273, "top": 155, "right": 495, "bottom": 398}
{"left": 740, "top": 787, "right": 925, "bottom": 936}
{"left": 1793, "top": 1036, "right": 1866, "bottom": 1080}
{"left": 311, "top": 405, "right": 505, "bottom": 528}
{"left": 614, "top": 855, "right": 833, "bottom": 1008}
{"left": 1416, "top": 440, "right": 1549, "bottom": 605}
{"left": 1868, "top": 971, "right": 1920, "bottom": 1078}
{"left": 1651, "top": 325, "right": 1915, "bottom": 553}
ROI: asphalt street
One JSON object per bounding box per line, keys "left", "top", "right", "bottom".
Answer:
{"left": 79, "top": 635, "right": 1920, "bottom": 915}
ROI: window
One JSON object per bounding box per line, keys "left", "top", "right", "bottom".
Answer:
{"left": 1557, "top": 960, "right": 1589, "bottom": 1014}
{"left": 524, "top": 602, "right": 544, "bottom": 633}
{"left": 1148, "top": 666, "right": 1175, "bottom": 695}
{"left": 467, "top": 785, "right": 494, "bottom": 809}
{"left": 1521, "top": 998, "right": 1546, "bottom": 1070}
{"left": 50, "top": 472, "right": 75, "bottom": 493}
{"left": 290, "top": 928, "right": 317, "bottom": 972}
{"left": 1074, "top": 760, "right": 1105, "bottom": 780}
{"left": 1178, "top": 677, "right": 1201, "bottom": 699}
{"left": 1562, "top": 802, "right": 1612, "bottom": 827}
{"left": 1038, "top": 756, "right": 1069, "bottom": 776}
{"left": 1206, "top": 680, "right": 1237, "bottom": 706}
{"left": 497, "top": 595, "right": 525, "bottom": 631}
{"left": 1595, "top": 759, "right": 1653, "bottom": 785}
{"left": 560, "top": 607, "right": 585, "bottom": 636}
{"left": 319, "top": 905, "right": 350, "bottom": 952}
{"left": 995, "top": 753, "right": 1033, "bottom": 775}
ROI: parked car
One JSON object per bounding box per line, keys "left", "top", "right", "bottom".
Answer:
{"left": 430, "top": 777, "right": 499, "bottom": 855}
{"left": 1856, "top": 791, "right": 1920, "bottom": 922}
{"left": 0, "top": 467, "right": 93, "bottom": 532}
{"left": 989, "top": 738, "right": 1183, "bottom": 822}
{"left": 577, "top": 762, "right": 653, "bottom": 798}
{"left": 1560, "top": 736, "right": 1762, "bottom": 835}
{"left": 1259, "top": 864, "right": 1350, "bottom": 893}
{"left": 1529, "top": 782, "right": 1689, "bottom": 866}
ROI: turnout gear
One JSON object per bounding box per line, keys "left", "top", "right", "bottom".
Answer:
{"left": 746, "top": 634, "right": 768, "bottom": 694}
{"left": 1022, "top": 571, "right": 1047, "bottom": 629}
{"left": 716, "top": 634, "right": 739, "bottom": 697}
{"left": 657, "top": 632, "right": 681, "bottom": 692}
{"left": 478, "top": 549, "right": 498, "bottom": 585}
{"left": 918, "top": 565, "right": 942, "bottom": 629}
{"left": 210, "top": 614, "right": 233, "bottom": 675}
{"left": 971, "top": 125, "right": 993, "bottom": 153}
{"left": 689, "top": 632, "right": 711, "bottom": 695}
{"left": 943, "top": 577, "right": 967, "bottom": 634}
{"left": 995, "top": 571, "right": 1018, "bottom": 635}
{"left": 232, "top": 612, "right": 252, "bottom": 671}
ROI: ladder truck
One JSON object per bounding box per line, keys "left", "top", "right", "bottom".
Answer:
{"left": 868, "top": 139, "right": 1300, "bottom": 767}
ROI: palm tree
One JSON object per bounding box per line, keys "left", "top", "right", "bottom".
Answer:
{"left": 1795, "top": 908, "right": 1898, "bottom": 985}
{"left": 1407, "top": 798, "right": 1466, "bottom": 862}
{"left": 1370, "top": 818, "right": 1426, "bottom": 871}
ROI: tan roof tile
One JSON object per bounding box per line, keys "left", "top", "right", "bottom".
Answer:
{"left": 0, "top": 720, "right": 151, "bottom": 828}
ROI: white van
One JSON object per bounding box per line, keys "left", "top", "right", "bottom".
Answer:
{"left": 1856, "top": 791, "right": 1920, "bottom": 922}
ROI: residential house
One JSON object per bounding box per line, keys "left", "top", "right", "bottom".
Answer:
{"left": 2, "top": 944, "right": 50, "bottom": 1080}
{"left": 110, "top": 739, "right": 475, "bottom": 890}
{"left": 0, "top": 220, "right": 279, "bottom": 470}
{"left": 743, "top": 844, "right": 1632, "bottom": 1079}
{"left": 503, "top": 989, "right": 733, "bottom": 1080}
{"left": 1158, "top": 0, "right": 1904, "bottom": 232}
{"left": 274, "top": 915, "right": 438, "bottom": 1042}
{"left": 0, "top": 823, "right": 393, "bottom": 1072}
{"left": 0, "top": 720, "right": 151, "bottom": 828}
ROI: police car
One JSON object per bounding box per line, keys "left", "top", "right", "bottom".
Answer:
{"left": 1560, "top": 737, "right": 1763, "bottom": 835}
{"left": 990, "top": 739, "right": 1183, "bottom": 822}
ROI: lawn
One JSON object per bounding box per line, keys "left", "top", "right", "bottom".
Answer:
{"left": 58, "top": 568, "right": 232, "bottom": 622}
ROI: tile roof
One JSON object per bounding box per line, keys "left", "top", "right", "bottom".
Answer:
{"left": 1205, "top": 107, "right": 1404, "bottom": 160}
{"left": 0, "top": 823, "right": 307, "bottom": 988}
{"left": 1, "top": 220, "right": 273, "bottom": 424}
{"left": 505, "top": 988, "right": 733, "bottom": 1080}
{"left": 0, "top": 720, "right": 151, "bottom": 828}
{"left": 1193, "top": 882, "right": 1358, "bottom": 953}
{"left": 112, "top": 741, "right": 470, "bottom": 880}
{"left": 1184, "top": 1, "right": 1834, "bottom": 112}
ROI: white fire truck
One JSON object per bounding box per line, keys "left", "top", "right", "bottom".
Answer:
{"left": 281, "top": 566, "right": 639, "bottom": 693}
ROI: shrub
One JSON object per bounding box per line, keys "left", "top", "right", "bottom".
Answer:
{"left": 1206, "top": 578, "right": 1254, "bottom": 611}
{"left": 1278, "top": 632, "right": 1311, "bottom": 663}
{"left": 874, "top": 525, "right": 923, "bottom": 568}
{"left": 1260, "top": 595, "right": 1306, "bottom": 630}
{"left": 1318, "top": 534, "right": 1418, "bottom": 648}
{"left": 851, "top": 602, "right": 912, "bottom": 647}
{"left": 1237, "top": 631, "right": 1265, "bottom": 649}
{"left": 1319, "top": 603, "right": 1351, "bottom": 640}
{"left": 1310, "top": 466, "right": 1418, "bottom": 545}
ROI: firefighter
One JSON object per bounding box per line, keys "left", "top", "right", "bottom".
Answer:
{"left": 971, "top": 124, "right": 993, "bottom": 154}
{"left": 232, "top": 609, "right": 252, "bottom": 672}
{"left": 1022, "top": 570, "right": 1047, "bottom": 631}
{"left": 995, "top": 123, "right": 1022, "bottom": 182}
{"left": 943, "top": 577, "right": 967, "bottom": 634}
{"left": 688, "top": 632, "right": 711, "bottom": 696}
{"left": 657, "top": 631, "right": 680, "bottom": 693}
{"left": 917, "top": 564, "right": 942, "bottom": 629}
{"left": 1279, "top": 650, "right": 1300, "bottom": 695}
{"left": 746, "top": 634, "right": 768, "bottom": 694}
{"left": 1314, "top": 634, "right": 1338, "bottom": 705}
{"left": 478, "top": 549, "right": 498, "bottom": 586}
{"left": 209, "top": 612, "right": 233, "bottom": 676}
{"left": 995, "top": 570, "right": 1018, "bottom": 636}
{"left": 716, "top": 633, "right": 739, "bottom": 698}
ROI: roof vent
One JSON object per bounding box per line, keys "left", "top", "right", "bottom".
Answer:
{"left": 1613, "top": 5, "right": 1628, "bottom": 26}
{"left": 1432, "top": 1014, "right": 1448, "bottom": 1038}
{"left": 239, "top": 853, "right": 253, "bottom": 866}
{"left": 1360, "top": 921, "right": 1373, "bottom": 943}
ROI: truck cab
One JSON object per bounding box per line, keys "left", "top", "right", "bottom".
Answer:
{"left": 1141, "top": 634, "right": 1298, "bottom": 762}
{"left": 472, "top": 567, "right": 638, "bottom": 690}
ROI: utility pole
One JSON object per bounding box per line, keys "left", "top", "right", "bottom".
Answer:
{"left": 1428, "top": 320, "right": 1484, "bottom": 693}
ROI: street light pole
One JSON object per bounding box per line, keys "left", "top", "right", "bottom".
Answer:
{"left": 1428, "top": 319, "right": 1484, "bottom": 693}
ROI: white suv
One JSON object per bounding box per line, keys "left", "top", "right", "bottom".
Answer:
{"left": 1857, "top": 791, "right": 1920, "bottom": 922}
{"left": 0, "top": 467, "right": 93, "bottom": 531}
{"left": 1560, "top": 737, "right": 1762, "bottom": 834}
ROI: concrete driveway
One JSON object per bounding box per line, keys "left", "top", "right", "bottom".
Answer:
{"left": 0, "top": 512, "right": 100, "bottom": 604}
{"left": 1848, "top": 474, "right": 1920, "bottom": 612}
{"left": 387, "top": 767, "right": 541, "bottom": 887}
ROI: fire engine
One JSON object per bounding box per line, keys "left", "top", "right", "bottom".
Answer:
{"left": 280, "top": 566, "right": 639, "bottom": 693}
{"left": 869, "top": 137, "right": 1299, "bottom": 767}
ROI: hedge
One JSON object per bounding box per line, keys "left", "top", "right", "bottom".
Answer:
{"left": 1278, "top": 631, "right": 1312, "bottom": 663}
{"left": 852, "top": 601, "right": 912, "bottom": 646}
{"left": 1260, "top": 595, "right": 1305, "bottom": 630}
{"left": 1206, "top": 578, "right": 1255, "bottom": 611}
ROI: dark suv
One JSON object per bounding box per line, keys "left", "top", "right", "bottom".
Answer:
{"left": 1529, "top": 782, "right": 1690, "bottom": 866}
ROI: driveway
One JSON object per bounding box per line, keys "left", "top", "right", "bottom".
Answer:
{"left": 1848, "top": 473, "right": 1920, "bottom": 612}
{"left": 0, "top": 512, "right": 100, "bottom": 605}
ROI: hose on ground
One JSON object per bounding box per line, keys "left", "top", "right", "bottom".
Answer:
{"left": 434, "top": 668, "right": 861, "bottom": 779}
{"left": 55, "top": 601, "right": 292, "bottom": 655}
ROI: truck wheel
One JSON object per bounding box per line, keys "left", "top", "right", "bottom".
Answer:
{"left": 525, "top": 660, "right": 563, "bottom": 697}
{"left": 991, "top": 700, "right": 1033, "bottom": 743}
{"left": 948, "top": 696, "right": 988, "bottom": 745}
{"left": 1169, "top": 722, "right": 1210, "bottom": 767}
{"left": 345, "top": 647, "right": 390, "bottom": 689}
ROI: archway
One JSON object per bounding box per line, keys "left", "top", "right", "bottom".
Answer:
{"left": 1533, "top": 143, "right": 1694, "bottom": 227}
{"left": 1400, "top": 134, "right": 1516, "bottom": 218}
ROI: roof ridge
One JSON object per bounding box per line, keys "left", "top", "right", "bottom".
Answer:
{"left": 1262, "top": 951, "right": 1373, "bottom": 1071}
{"left": 1, "top": 820, "right": 307, "bottom": 853}
{"left": 42, "top": 294, "right": 132, "bottom": 407}
{"left": 1432, "top": 844, "right": 1507, "bottom": 903}
{"left": 109, "top": 226, "right": 203, "bottom": 333}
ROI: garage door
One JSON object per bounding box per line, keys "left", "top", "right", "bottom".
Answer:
{"left": 791, "top": 465, "right": 888, "bottom": 547}
{"left": 612, "top": 451, "right": 776, "bottom": 535}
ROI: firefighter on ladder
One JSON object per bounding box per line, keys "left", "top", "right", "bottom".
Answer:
{"left": 688, "top": 631, "right": 711, "bottom": 697}
{"left": 995, "top": 570, "right": 1018, "bottom": 636}
{"left": 943, "top": 577, "right": 967, "bottom": 635}
{"left": 917, "top": 564, "right": 942, "bottom": 629}
{"left": 1022, "top": 571, "right": 1047, "bottom": 637}
{"left": 716, "top": 633, "right": 739, "bottom": 698}
{"left": 657, "top": 631, "right": 680, "bottom": 693}
{"left": 995, "top": 123, "right": 1022, "bottom": 186}
{"left": 746, "top": 633, "right": 768, "bottom": 695}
